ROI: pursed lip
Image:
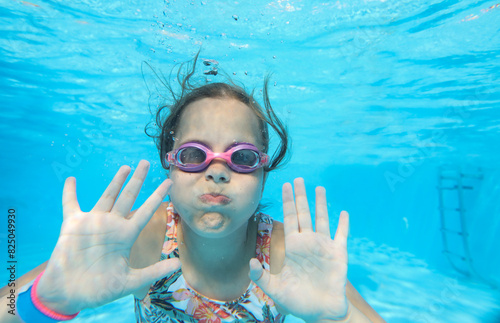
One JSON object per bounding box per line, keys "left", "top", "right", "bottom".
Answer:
{"left": 199, "top": 193, "right": 231, "bottom": 205}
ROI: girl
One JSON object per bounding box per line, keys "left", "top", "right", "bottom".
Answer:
{"left": 2, "top": 57, "right": 385, "bottom": 323}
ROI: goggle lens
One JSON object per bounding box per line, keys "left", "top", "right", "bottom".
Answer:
{"left": 178, "top": 147, "right": 206, "bottom": 165}
{"left": 230, "top": 149, "right": 259, "bottom": 167}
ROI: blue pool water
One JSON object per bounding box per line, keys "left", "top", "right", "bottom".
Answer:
{"left": 1, "top": 0, "right": 500, "bottom": 322}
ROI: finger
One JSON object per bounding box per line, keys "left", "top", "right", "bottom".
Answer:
{"left": 249, "top": 258, "right": 276, "bottom": 297}
{"left": 130, "top": 179, "right": 173, "bottom": 236}
{"left": 62, "top": 177, "right": 81, "bottom": 221}
{"left": 92, "top": 165, "right": 131, "bottom": 213}
{"left": 282, "top": 182, "right": 299, "bottom": 236}
{"left": 293, "top": 178, "right": 313, "bottom": 232}
{"left": 334, "top": 211, "right": 350, "bottom": 249}
{"left": 129, "top": 258, "right": 181, "bottom": 293}
{"left": 315, "top": 186, "right": 330, "bottom": 237}
{"left": 111, "top": 160, "right": 150, "bottom": 217}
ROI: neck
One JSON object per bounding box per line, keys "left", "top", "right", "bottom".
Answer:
{"left": 177, "top": 215, "right": 259, "bottom": 300}
{"left": 178, "top": 216, "right": 257, "bottom": 270}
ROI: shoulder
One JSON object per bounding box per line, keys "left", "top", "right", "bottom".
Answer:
{"left": 269, "top": 219, "right": 285, "bottom": 275}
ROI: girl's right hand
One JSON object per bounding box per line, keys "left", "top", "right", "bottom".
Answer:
{"left": 34, "top": 160, "right": 180, "bottom": 315}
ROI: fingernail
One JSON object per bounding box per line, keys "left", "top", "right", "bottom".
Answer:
{"left": 140, "top": 160, "right": 150, "bottom": 169}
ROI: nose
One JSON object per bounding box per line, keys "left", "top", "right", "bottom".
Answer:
{"left": 205, "top": 159, "right": 231, "bottom": 183}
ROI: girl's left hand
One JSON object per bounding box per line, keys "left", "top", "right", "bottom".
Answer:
{"left": 249, "top": 178, "right": 350, "bottom": 323}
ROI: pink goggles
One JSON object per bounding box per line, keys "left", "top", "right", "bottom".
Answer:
{"left": 166, "top": 142, "right": 270, "bottom": 173}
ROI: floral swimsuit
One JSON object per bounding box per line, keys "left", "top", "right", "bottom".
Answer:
{"left": 134, "top": 203, "right": 285, "bottom": 323}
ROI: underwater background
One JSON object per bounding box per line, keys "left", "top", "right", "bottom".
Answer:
{"left": 1, "top": 0, "right": 500, "bottom": 322}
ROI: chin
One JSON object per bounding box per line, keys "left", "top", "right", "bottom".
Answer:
{"left": 199, "top": 211, "right": 225, "bottom": 230}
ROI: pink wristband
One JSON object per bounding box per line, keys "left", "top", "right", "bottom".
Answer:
{"left": 31, "top": 270, "right": 80, "bottom": 321}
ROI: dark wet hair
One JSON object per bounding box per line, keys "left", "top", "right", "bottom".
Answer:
{"left": 144, "top": 52, "right": 291, "bottom": 176}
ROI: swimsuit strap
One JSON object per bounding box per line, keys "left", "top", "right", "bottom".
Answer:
{"left": 160, "top": 203, "right": 180, "bottom": 261}
{"left": 255, "top": 212, "right": 273, "bottom": 270}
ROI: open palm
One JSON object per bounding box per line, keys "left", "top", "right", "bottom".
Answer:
{"left": 36, "top": 161, "right": 180, "bottom": 315}
{"left": 250, "top": 178, "right": 350, "bottom": 323}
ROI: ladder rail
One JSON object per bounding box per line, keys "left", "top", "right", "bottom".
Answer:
{"left": 437, "top": 171, "right": 454, "bottom": 268}
{"left": 437, "top": 168, "right": 471, "bottom": 275}
{"left": 437, "top": 166, "right": 498, "bottom": 289}
{"left": 456, "top": 172, "right": 478, "bottom": 277}
{"left": 442, "top": 251, "right": 471, "bottom": 277}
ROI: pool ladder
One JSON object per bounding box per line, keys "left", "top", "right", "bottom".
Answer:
{"left": 437, "top": 166, "right": 497, "bottom": 287}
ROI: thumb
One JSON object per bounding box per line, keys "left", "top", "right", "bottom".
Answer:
{"left": 249, "top": 258, "right": 273, "bottom": 295}
{"left": 130, "top": 258, "right": 181, "bottom": 291}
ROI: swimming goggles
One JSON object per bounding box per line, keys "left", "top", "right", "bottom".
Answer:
{"left": 166, "top": 142, "right": 270, "bottom": 173}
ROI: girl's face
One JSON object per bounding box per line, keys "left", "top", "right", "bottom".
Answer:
{"left": 168, "top": 97, "right": 266, "bottom": 238}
